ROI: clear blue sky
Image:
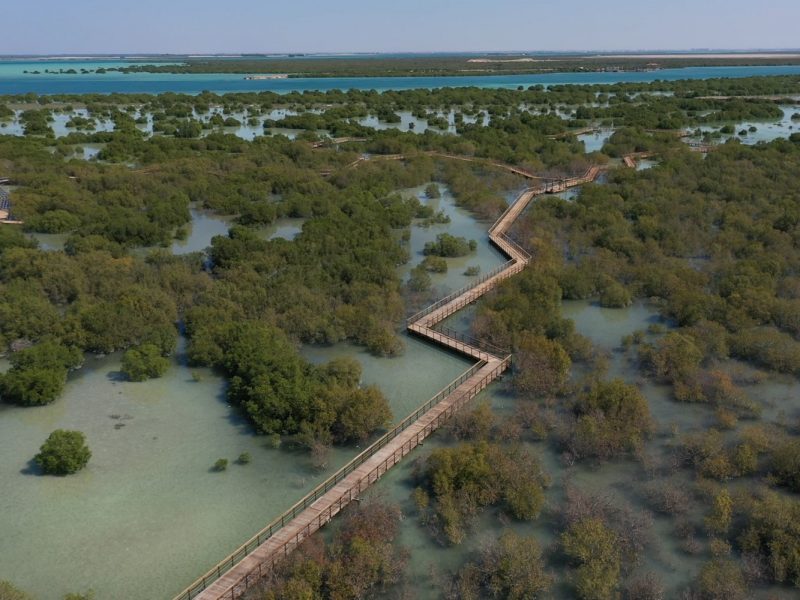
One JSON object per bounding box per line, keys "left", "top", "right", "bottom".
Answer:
{"left": 2, "top": 0, "right": 798, "bottom": 55}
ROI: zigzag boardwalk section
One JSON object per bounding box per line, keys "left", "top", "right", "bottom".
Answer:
{"left": 179, "top": 161, "right": 602, "bottom": 600}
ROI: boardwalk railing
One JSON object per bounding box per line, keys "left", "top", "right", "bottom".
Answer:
{"left": 495, "top": 232, "right": 532, "bottom": 262}
{"left": 174, "top": 156, "right": 605, "bottom": 600}
{"left": 431, "top": 325, "right": 509, "bottom": 357}
{"left": 173, "top": 358, "right": 495, "bottom": 600}
{"left": 201, "top": 355, "right": 512, "bottom": 600}
{"left": 408, "top": 326, "right": 494, "bottom": 362}
{"left": 488, "top": 189, "right": 533, "bottom": 234}
{"left": 406, "top": 259, "right": 516, "bottom": 325}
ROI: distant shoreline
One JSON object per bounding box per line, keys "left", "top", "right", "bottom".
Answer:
{"left": 27, "top": 52, "right": 800, "bottom": 80}
{"left": 589, "top": 53, "right": 800, "bottom": 60}
{"left": 3, "top": 50, "right": 800, "bottom": 60}
{"left": 4, "top": 63, "right": 800, "bottom": 96}
{"left": 243, "top": 74, "right": 289, "bottom": 80}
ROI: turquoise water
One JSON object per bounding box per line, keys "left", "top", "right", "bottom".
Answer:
{"left": 3, "top": 64, "right": 800, "bottom": 95}
{"left": 0, "top": 59, "right": 179, "bottom": 76}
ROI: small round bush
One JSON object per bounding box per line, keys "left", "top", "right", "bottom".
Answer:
{"left": 34, "top": 430, "right": 91, "bottom": 475}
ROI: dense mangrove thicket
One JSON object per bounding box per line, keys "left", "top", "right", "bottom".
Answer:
{"left": 245, "top": 500, "right": 407, "bottom": 600}
{"left": 3, "top": 75, "right": 799, "bottom": 172}
{"left": 82, "top": 55, "right": 800, "bottom": 77}
{"left": 2, "top": 76, "right": 800, "bottom": 598}
{"left": 412, "top": 441, "right": 550, "bottom": 545}
{"left": 0, "top": 112, "right": 545, "bottom": 446}
{"left": 0, "top": 137, "right": 441, "bottom": 445}
{"left": 513, "top": 139, "right": 800, "bottom": 389}
{"left": 443, "top": 135, "right": 800, "bottom": 598}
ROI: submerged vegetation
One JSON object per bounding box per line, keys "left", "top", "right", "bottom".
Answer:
{"left": 413, "top": 441, "right": 549, "bottom": 545}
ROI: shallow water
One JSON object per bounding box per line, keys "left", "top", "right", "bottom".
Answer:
{"left": 27, "top": 231, "right": 69, "bottom": 251}
{"left": 562, "top": 299, "right": 711, "bottom": 432}
{"left": 357, "top": 109, "right": 487, "bottom": 135}
{"left": 688, "top": 104, "right": 800, "bottom": 146}
{"left": 1, "top": 106, "right": 483, "bottom": 143}
{"left": 637, "top": 158, "right": 658, "bottom": 170}
{"left": 302, "top": 333, "right": 473, "bottom": 422}
{"left": 562, "top": 299, "right": 659, "bottom": 349}
{"left": 577, "top": 128, "right": 614, "bottom": 153}
{"left": 361, "top": 296, "right": 800, "bottom": 598}
{"left": 359, "top": 112, "right": 433, "bottom": 134}
{"left": 169, "top": 209, "right": 232, "bottom": 254}
{"left": 261, "top": 217, "right": 304, "bottom": 241}
{"left": 0, "top": 342, "right": 367, "bottom": 600}
{"left": 171, "top": 210, "right": 304, "bottom": 254}
{"left": 24, "top": 209, "right": 304, "bottom": 257}
{"left": 0, "top": 333, "right": 474, "bottom": 600}
{"left": 5, "top": 100, "right": 798, "bottom": 151}
{"left": 0, "top": 316, "right": 477, "bottom": 600}
{"left": 73, "top": 142, "right": 105, "bottom": 160}
{"left": 1, "top": 192, "right": 481, "bottom": 598}
{"left": 400, "top": 183, "right": 509, "bottom": 296}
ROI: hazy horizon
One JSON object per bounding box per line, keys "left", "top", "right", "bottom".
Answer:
{"left": 2, "top": 0, "right": 798, "bottom": 55}
{"left": 3, "top": 48, "right": 800, "bottom": 59}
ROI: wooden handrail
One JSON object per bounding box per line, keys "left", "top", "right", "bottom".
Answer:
{"left": 173, "top": 157, "right": 604, "bottom": 600}
{"left": 210, "top": 355, "right": 512, "bottom": 600}
{"left": 172, "top": 360, "right": 488, "bottom": 600}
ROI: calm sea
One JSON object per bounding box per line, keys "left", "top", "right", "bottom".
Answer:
{"left": 1, "top": 61, "right": 800, "bottom": 95}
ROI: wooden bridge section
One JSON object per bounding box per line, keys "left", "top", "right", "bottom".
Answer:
{"left": 0, "top": 184, "right": 22, "bottom": 225}
{"left": 342, "top": 151, "right": 573, "bottom": 182}
{"left": 548, "top": 126, "right": 600, "bottom": 140}
{"left": 175, "top": 159, "right": 602, "bottom": 600}
{"left": 622, "top": 151, "right": 656, "bottom": 168}
{"left": 309, "top": 137, "right": 367, "bottom": 149}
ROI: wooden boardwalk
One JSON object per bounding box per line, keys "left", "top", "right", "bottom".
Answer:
{"left": 622, "top": 151, "right": 656, "bottom": 168}
{"left": 0, "top": 186, "right": 22, "bottom": 225}
{"left": 177, "top": 160, "right": 602, "bottom": 600}
{"left": 345, "top": 151, "right": 566, "bottom": 182}
{"left": 0, "top": 187, "right": 9, "bottom": 219}
{"left": 687, "top": 142, "right": 716, "bottom": 153}
{"left": 547, "top": 126, "right": 600, "bottom": 140}
{"left": 309, "top": 137, "right": 367, "bottom": 148}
